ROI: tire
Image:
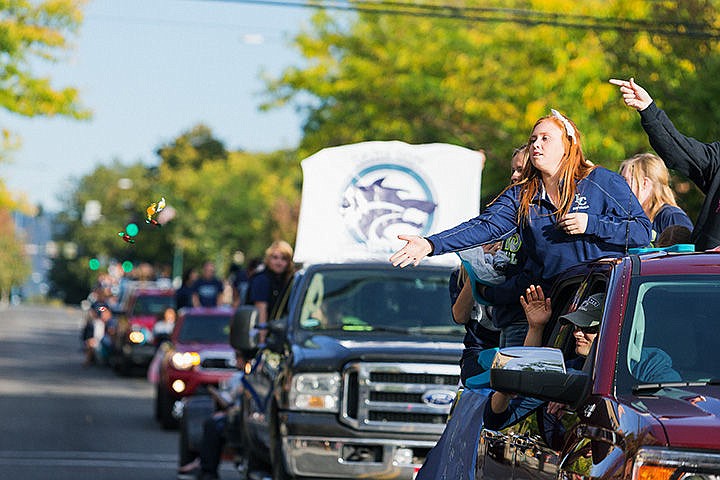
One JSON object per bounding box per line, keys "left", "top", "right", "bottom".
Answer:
{"left": 270, "top": 407, "right": 294, "bottom": 480}
{"left": 157, "top": 384, "right": 178, "bottom": 430}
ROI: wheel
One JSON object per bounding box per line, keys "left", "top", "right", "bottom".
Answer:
{"left": 269, "top": 407, "right": 294, "bottom": 480}
{"left": 157, "top": 384, "right": 178, "bottom": 429}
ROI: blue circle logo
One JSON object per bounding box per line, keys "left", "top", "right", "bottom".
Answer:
{"left": 340, "top": 163, "right": 437, "bottom": 246}
{"left": 421, "top": 389, "right": 456, "bottom": 406}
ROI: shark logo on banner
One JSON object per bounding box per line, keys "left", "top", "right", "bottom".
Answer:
{"left": 293, "top": 141, "right": 483, "bottom": 266}
{"left": 341, "top": 163, "right": 437, "bottom": 246}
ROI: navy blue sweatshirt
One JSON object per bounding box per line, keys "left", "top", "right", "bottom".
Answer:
{"left": 652, "top": 204, "right": 693, "bottom": 243}
{"left": 427, "top": 167, "right": 651, "bottom": 284}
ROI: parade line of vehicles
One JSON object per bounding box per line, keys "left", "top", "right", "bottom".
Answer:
{"left": 95, "top": 141, "right": 719, "bottom": 479}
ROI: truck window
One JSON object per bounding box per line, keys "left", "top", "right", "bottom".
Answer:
{"left": 177, "top": 314, "right": 231, "bottom": 344}
{"left": 297, "top": 268, "right": 459, "bottom": 335}
{"left": 618, "top": 275, "right": 720, "bottom": 392}
{"left": 131, "top": 294, "right": 175, "bottom": 316}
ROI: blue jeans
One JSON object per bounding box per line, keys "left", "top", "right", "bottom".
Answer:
{"left": 499, "top": 321, "right": 528, "bottom": 348}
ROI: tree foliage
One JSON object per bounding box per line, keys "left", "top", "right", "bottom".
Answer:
{"left": 263, "top": 0, "right": 718, "bottom": 214}
{"left": 1, "top": 0, "right": 88, "bottom": 213}
{"left": 0, "top": 0, "right": 89, "bottom": 121}
{"left": 49, "top": 126, "right": 302, "bottom": 301}
{"left": 0, "top": 209, "right": 31, "bottom": 303}
{"left": 157, "top": 126, "right": 301, "bottom": 270}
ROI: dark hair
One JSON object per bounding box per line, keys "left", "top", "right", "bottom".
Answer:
{"left": 656, "top": 225, "right": 692, "bottom": 247}
{"left": 181, "top": 268, "right": 196, "bottom": 286}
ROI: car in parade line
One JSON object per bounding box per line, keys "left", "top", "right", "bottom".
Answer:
{"left": 110, "top": 284, "right": 176, "bottom": 375}
{"left": 155, "top": 306, "right": 237, "bottom": 429}
{"left": 480, "top": 245, "right": 720, "bottom": 480}
{"left": 230, "top": 261, "right": 463, "bottom": 479}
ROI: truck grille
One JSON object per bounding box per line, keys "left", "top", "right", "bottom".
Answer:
{"left": 200, "top": 358, "right": 234, "bottom": 369}
{"left": 340, "top": 362, "right": 460, "bottom": 434}
{"left": 199, "top": 351, "right": 236, "bottom": 370}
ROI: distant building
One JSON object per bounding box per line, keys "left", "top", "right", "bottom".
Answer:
{"left": 13, "top": 211, "right": 54, "bottom": 301}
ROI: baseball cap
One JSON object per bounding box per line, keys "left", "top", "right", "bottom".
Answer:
{"left": 559, "top": 293, "right": 605, "bottom": 328}
{"left": 92, "top": 302, "right": 109, "bottom": 315}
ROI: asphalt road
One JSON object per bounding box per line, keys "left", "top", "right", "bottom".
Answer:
{"left": 0, "top": 304, "right": 233, "bottom": 480}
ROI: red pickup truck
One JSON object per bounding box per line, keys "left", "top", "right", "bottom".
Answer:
{"left": 155, "top": 306, "right": 236, "bottom": 429}
{"left": 480, "top": 248, "right": 720, "bottom": 479}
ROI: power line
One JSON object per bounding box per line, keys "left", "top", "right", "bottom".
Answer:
{"left": 205, "top": 0, "right": 720, "bottom": 40}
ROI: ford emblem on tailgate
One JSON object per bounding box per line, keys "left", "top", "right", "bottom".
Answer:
{"left": 421, "top": 389, "right": 456, "bottom": 406}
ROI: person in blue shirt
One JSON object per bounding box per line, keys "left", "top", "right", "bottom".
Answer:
{"left": 449, "top": 264, "right": 500, "bottom": 386}
{"left": 390, "top": 110, "right": 652, "bottom": 288}
{"left": 619, "top": 152, "right": 693, "bottom": 245}
{"left": 246, "top": 240, "right": 295, "bottom": 344}
{"left": 192, "top": 261, "right": 224, "bottom": 307}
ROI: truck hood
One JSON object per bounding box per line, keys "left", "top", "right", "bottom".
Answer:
{"left": 128, "top": 315, "right": 156, "bottom": 329}
{"left": 174, "top": 342, "right": 233, "bottom": 353}
{"left": 635, "top": 385, "right": 720, "bottom": 448}
{"left": 292, "top": 333, "right": 463, "bottom": 371}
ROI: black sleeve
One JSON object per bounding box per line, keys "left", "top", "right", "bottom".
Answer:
{"left": 640, "top": 102, "right": 720, "bottom": 194}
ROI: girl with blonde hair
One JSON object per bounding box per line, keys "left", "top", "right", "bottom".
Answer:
{"left": 246, "top": 240, "right": 295, "bottom": 332}
{"left": 391, "top": 110, "right": 651, "bottom": 288}
{"left": 619, "top": 153, "right": 693, "bottom": 244}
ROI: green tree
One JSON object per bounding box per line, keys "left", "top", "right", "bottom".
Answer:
{"left": 49, "top": 160, "right": 175, "bottom": 301}
{"left": 157, "top": 125, "right": 301, "bottom": 270}
{"left": 0, "top": 0, "right": 89, "bottom": 121}
{"left": 1, "top": 0, "right": 90, "bottom": 168}
{"left": 264, "top": 0, "right": 719, "bottom": 216}
{"left": 0, "top": 209, "right": 31, "bottom": 304}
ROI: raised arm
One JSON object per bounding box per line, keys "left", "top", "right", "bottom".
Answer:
{"left": 609, "top": 77, "right": 653, "bottom": 111}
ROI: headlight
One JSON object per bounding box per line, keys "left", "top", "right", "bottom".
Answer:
{"left": 632, "top": 447, "right": 720, "bottom": 480}
{"left": 171, "top": 352, "right": 201, "bottom": 370}
{"left": 128, "top": 331, "right": 145, "bottom": 344}
{"left": 288, "top": 372, "right": 340, "bottom": 412}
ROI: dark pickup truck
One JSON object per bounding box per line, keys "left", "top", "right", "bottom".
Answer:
{"left": 481, "top": 248, "right": 720, "bottom": 479}
{"left": 231, "top": 261, "right": 464, "bottom": 479}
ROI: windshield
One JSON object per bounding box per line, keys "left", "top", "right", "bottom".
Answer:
{"left": 177, "top": 314, "right": 231, "bottom": 343}
{"left": 297, "top": 267, "right": 459, "bottom": 336}
{"left": 617, "top": 275, "right": 720, "bottom": 393}
{"left": 131, "top": 294, "right": 175, "bottom": 316}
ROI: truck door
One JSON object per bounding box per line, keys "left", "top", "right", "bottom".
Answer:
{"left": 476, "top": 271, "right": 603, "bottom": 480}
{"left": 243, "top": 278, "right": 294, "bottom": 453}
{"left": 512, "top": 274, "right": 607, "bottom": 480}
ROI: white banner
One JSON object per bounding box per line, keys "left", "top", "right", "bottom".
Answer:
{"left": 294, "top": 141, "right": 483, "bottom": 266}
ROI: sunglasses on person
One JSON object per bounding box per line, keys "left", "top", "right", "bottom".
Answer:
{"left": 572, "top": 324, "right": 599, "bottom": 335}
{"left": 559, "top": 318, "right": 599, "bottom": 335}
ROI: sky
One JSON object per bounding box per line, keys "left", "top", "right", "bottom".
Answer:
{"left": 0, "top": 0, "right": 311, "bottom": 213}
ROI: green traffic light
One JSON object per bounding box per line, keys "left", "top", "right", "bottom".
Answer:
{"left": 122, "top": 261, "right": 133, "bottom": 273}
{"left": 89, "top": 258, "right": 100, "bottom": 271}
{"left": 125, "top": 223, "right": 139, "bottom": 237}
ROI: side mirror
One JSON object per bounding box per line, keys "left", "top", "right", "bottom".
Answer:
{"left": 490, "top": 347, "right": 591, "bottom": 410}
{"left": 230, "top": 306, "right": 259, "bottom": 354}
{"left": 265, "top": 317, "right": 288, "bottom": 353}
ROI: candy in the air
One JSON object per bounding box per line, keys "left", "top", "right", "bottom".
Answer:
{"left": 145, "top": 196, "right": 166, "bottom": 226}
{"left": 118, "top": 231, "right": 135, "bottom": 244}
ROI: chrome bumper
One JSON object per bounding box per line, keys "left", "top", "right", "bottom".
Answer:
{"left": 283, "top": 436, "right": 434, "bottom": 479}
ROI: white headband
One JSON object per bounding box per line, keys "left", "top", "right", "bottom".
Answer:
{"left": 551, "top": 109, "right": 576, "bottom": 143}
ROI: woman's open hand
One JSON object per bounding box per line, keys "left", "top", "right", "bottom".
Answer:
{"left": 389, "top": 235, "right": 432, "bottom": 267}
